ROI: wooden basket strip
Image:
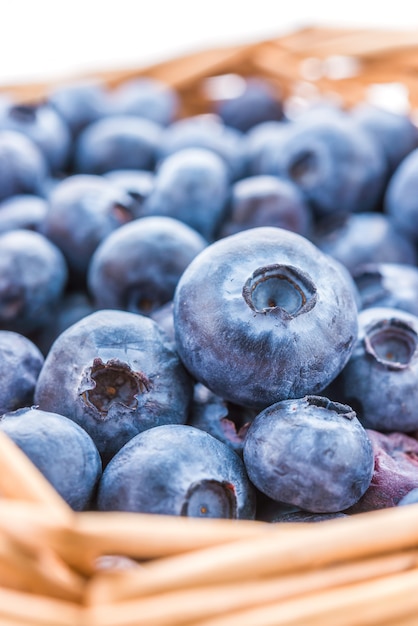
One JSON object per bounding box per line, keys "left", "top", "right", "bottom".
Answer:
{"left": 189, "top": 566, "right": 418, "bottom": 626}
{"left": 82, "top": 504, "right": 418, "bottom": 599}
{"left": 0, "top": 586, "right": 81, "bottom": 626}
{"left": 83, "top": 550, "right": 418, "bottom": 625}
{"left": 0, "top": 432, "right": 73, "bottom": 522}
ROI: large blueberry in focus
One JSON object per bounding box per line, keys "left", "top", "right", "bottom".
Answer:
{"left": 144, "top": 148, "right": 230, "bottom": 241}
{"left": 243, "top": 395, "right": 374, "bottom": 512}
{"left": 0, "top": 331, "right": 44, "bottom": 415}
{"left": 353, "top": 263, "right": 418, "bottom": 316}
{"left": 257, "top": 114, "right": 387, "bottom": 217}
{"left": 0, "top": 407, "right": 102, "bottom": 510}
{"left": 107, "top": 77, "right": 180, "bottom": 126}
{"left": 88, "top": 216, "right": 207, "bottom": 315}
{"left": 41, "top": 174, "right": 135, "bottom": 280}
{"left": 334, "top": 307, "right": 418, "bottom": 432}
{"left": 0, "top": 130, "right": 48, "bottom": 201}
{"left": 218, "top": 174, "right": 312, "bottom": 239}
{"left": 0, "top": 229, "right": 68, "bottom": 334}
{"left": 97, "top": 424, "right": 256, "bottom": 519}
{"left": 73, "top": 115, "right": 163, "bottom": 174}
{"left": 173, "top": 227, "right": 358, "bottom": 409}
{"left": 34, "top": 310, "right": 194, "bottom": 465}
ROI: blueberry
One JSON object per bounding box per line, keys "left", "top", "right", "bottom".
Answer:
{"left": 104, "top": 169, "right": 154, "bottom": 219}
{"left": 97, "top": 424, "right": 256, "bottom": 519}
{"left": 158, "top": 114, "right": 247, "bottom": 180}
{"left": 0, "top": 407, "right": 102, "bottom": 510}
{"left": 210, "top": 75, "right": 283, "bottom": 132}
{"left": 0, "top": 229, "right": 68, "bottom": 334}
{"left": 243, "top": 395, "right": 374, "bottom": 513}
{"left": 398, "top": 487, "right": 418, "bottom": 507}
{"left": 34, "top": 309, "right": 194, "bottom": 465}
{"left": 73, "top": 115, "right": 163, "bottom": 174}
{"left": 346, "top": 430, "right": 418, "bottom": 513}
{"left": 143, "top": 148, "right": 230, "bottom": 241}
{"left": 0, "top": 331, "right": 44, "bottom": 415}
{"left": 244, "top": 120, "right": 289, "bottom": 176}
{"left": 0, "top": 194, "right": 47, "bottom": 234}
{"left": 48, "top": 79, "right": 110, "bottom": 137}
{"left": 218, "top": 174, "right": 312, "bottom": 239}
{"left": 173, "top": 226, "right": 358, "bottom": 409}
{"left": 384, "top": 147, "right": 418, "bottom": 241}
{"left": 0, "top": 130, "right": 48, "bottom": 201}
{"left": 315, "top": 212, "right": 417, "bottom": 274}
{"left": 0, "top": 102, "right": 72, "bottom": 174}
{"left": 107, "top": 77, "right": 180, "bottom": 126}
{"left": 334, "top": 306, "right": 418, "bottom": 432}
{"left": 256, "top": 113, "right": 388, "bottom": 218}
{"left": 352, "top": 262, "right": 418, "bottom": 316}
{"left": 41, "top": 174, "right": 135, "bottom": 281}
{"left": 150, "top": 301, "right": 175, "bottom": 343}
{"left": 87, "top": 215, "right": 207, "bottom": 315}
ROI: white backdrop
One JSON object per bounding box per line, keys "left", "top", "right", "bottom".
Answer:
{"left": 1, "top": 1, "right": 418, "bottom": 85}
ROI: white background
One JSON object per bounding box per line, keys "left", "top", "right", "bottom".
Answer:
{"left": 1, "top": 1, "right": 418, "bottom": 86}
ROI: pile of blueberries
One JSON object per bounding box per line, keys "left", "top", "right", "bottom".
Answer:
{"left": 2, "top": 73, "right": 418, "bottom": 522}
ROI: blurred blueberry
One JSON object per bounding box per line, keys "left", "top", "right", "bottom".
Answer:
{"left": 0, "top": 102, "right": 72, "bottom": 174}
{"left": 97, "top": 424, "right": 256, "bottom": 519}
{"left": 257, "top": 114, "right": 388, "bottom": 218}
{"left": 0, "top": 130, "right": 48, "bottom": 201}
{"left": 41, "top": 174, "right": 135, "bottom": 281}
{"left": 218, "top": 174, "right": 312, "bottom": 239}
{"left": 158, "top": 114, "right": 247, "bottom": 180}
{"left": 244, "top": 120, "right": 289, "bottom": 175}
{"left": 150, "top": 301, "right": 175, "bottom": 343}
{"left": 243, "top": 395, "right": 374, "bottom": 512}
{"left": 346, "top": 430, "right": 418, "bottom": 513}
{"left": 0, "top": 229, "right": 68, "bottom": 334}
{"left": 104, "top": 169, "right": 154, "bottom": 219}
{"left": 0, "top": 331, "right": 44, "bottom": 415}
{"left": 48, "top": 79, "right": 110, "bottom": 137}
{"left": 107, "top": 77, "right": 180, "bottom": 126}
{"left": 384, "top": 147, "right": 418, "bottom": 241}
{"left": 209, "top": 75, "right": 283, "bottom": 132}
{"left": 398, "top": 487, "right": 418, "bottom": 506}
{"left": 315, "top": 212, "right": 417, "bottom": 274}
{"left": 88, "top": 216, "right": 207, "bottom": 315}
{"left": 144, "top": 148, "right": 230, "bottom": 241}
{"left": 73, "top": 115, "right": 163, "bottom": 174}
{"left": 0, "top": 194, "right": 47, "bottom": 234}
{"left": 174, "top": 226, "right": 358, "bottom": 409}
{"left": 353, "top": 263, "right": 418, "bottom": 316}
{"left": 0, "top": 407, "right": 102, "bottom": 510}
{"left": 351, "top": 103, "right": 418, "bottom": 175}
{"left": 334, "top": 306, "right": 418, "bottom": 432}
{"left": 34, "top": 309, "right": 194, "bottom": 465}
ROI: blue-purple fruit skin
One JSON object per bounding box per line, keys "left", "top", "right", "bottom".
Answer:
{"left": 0, "top": 229, "right": 68, "bottom": 334}
{"left": 384, "top": 147, "right": 418, "bottom": 241}
{"left": 0, "top": 331, "right": 44, "bottom": 415}
{"left": 0, "top": 130, "right": 48, "bottom": 202}
{"left": 144, "top": 148, "right": 230, "bottom": 241}
{"left": 104, "top": 169, "right": 154, "bottom": 219}
{"left": 256, "top": 114, "right": 387, "bottom": 218}
{"left": 97, "top": 424, "right": 256, "bottom": 519}
{"left": 48, "top": 80, "right": 110, "bottom": 137}
{"left": 34, "top": 309, "right": 194, "bottom": 465}
{"left": 243, "top": 395, "right": 374, "bottom": 513}
{"left": 218, "top": 174, "right": 312, "bottom": 240}
{"left": 88, "top": 215, "right": 207, "bottom": 315}
{"left": 41, "top": 174, "right": 135, "bottom": 279}
{"left": 73, "top": 115, "right": 163, "bottom": 174}
{"left": 353, "top": 263, "right": 418, "bottom": 317}
{"left": 244, "top": 120, "right": 289, "bottom": 176}
{"left": 0, "top": 407, "right": 102, "bottom": 510}
{"left": 173, "top": 226, "right": 358, "bottom": 409}
{"left": 346, "top": 429, "right": 418, "bottom": 513}
{"left": 315, "top": 212, "right": 418, "bottom": 274}
{"left": 334, "top": 306, "right": 418, "bottom": 432}
{"left": 0, "top": 194, "right": 48, "bottom": 234}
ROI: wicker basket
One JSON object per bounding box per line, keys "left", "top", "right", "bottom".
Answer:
{"left": 2, "top": 26, "right": 418, "bottom": 626}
